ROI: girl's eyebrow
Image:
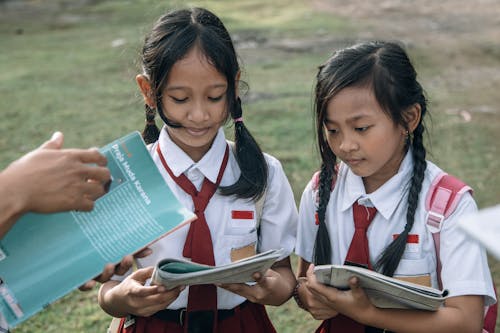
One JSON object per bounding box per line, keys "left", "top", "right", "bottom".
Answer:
{"left": 325, "top": 114, "right": 371, "bottom": 124}
{"left": 165, "top": 83, "right": 227, "bottom": 91}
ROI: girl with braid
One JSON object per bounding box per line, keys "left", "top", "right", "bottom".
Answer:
{"left": 294, "top": 41, "right": 496, "bottom": 332}
{"left": 98, "top": 7, "right": 298, "bottom": 333}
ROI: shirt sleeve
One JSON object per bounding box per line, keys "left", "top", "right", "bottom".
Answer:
{"left": 257, "top": 154, "right": 298, "bottom": 259}
{"left": 439, "top": 192, "right": 496, "bottom": 306}
{"left": 295, "top": 180, "right": 319, "bottom": 263}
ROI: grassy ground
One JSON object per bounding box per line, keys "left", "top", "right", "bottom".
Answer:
{"left": 1, "top": 0, "right": 499, "bottom": 332}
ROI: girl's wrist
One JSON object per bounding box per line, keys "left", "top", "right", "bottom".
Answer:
{"left": 292, "top": 278, "right": 307, "bottom": 310}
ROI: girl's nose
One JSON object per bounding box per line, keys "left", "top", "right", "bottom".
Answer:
{"left": 187, "top": 100, "right": 210, "bottom": 122}
{"left": 339, "top": 135, "right": 359, "bottom": 152}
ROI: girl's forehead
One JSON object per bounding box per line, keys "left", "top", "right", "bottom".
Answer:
{"left": 326, "top": 86, "right": 382, "bottom": 117}
{"left": 166, "top": 48, "right": 227, "bottom": 89}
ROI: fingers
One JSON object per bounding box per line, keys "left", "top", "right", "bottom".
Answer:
{"left": 40, "top": 131, "right": 64, "bottom": 149}
{"left": 133, "top": 287, "right": 184, "bottom": 317}
{"left": 348, "top": 276, "right": 364, "bottom": 300}
{"left": 78, "top": 280, "right": 97, "bottom": 291}
{"left": 220, "top": 280, "right": 258, "bottom": 298}
{"left": 81, "top": 179, "right": 108, "bottom": 201}
{"left": 252, "top": 271, "right": 263, "bottom": 282}
{"left": 94, "top": 263, "right": 117, "bottom": 284}
{"left": 76, "top": 148, "right": 108, "bottom": 166}
{"left": 84, "top": 164, "right": 111, "bottom": 183}
{"left": 134, "top": 247, "right": 153, "bottom": 259}
{"left": 114, "top": 256, "right": 134, "bottom": 276}
{"left": 130, "top": 266, "right": 154, "bottom": 283}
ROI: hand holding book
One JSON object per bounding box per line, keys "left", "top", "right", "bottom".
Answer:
{"left": 314, "top": 264, "right": 448, "bottom": 311}
{"left": 152, "top": 248, "right": 285, "bottom": 289}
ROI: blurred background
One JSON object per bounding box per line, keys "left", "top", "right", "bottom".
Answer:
{"left": 1, "top": 0, "right": 499, "bottom": 332}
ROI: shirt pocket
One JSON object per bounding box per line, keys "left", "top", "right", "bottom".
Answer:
{"left": 393, "top": 258, "right": 432, "bottom": 287}
{"left": 224, "top": 203, "right": 257, "bottom": 235}
{"left": 225, "top": 230, "right": 258, "bottom": 262}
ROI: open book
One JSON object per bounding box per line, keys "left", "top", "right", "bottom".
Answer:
{"left": 456, "top": 205, "right": 500, "bottom": 260}
{"left": 314, "top": 264, "right": 448, "bottom": 311}
{"left": 152, "top": 248, "right": 285, "bottom": 289}
{"left": 0, "top": 132, "right": 195, "bottom": 328}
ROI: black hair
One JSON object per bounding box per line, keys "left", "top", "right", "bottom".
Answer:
{"left": 313, "top": 41, "right": 428, "bottom": 277}
{"left": 139, "top": 7, "right": 267, "bottom": 200}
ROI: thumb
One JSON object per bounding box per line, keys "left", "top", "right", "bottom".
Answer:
{"left": 40, "top": 131, "right": 64, "bottom": 149}
{"left": 130, "top": 266, "right": 154, "bottom": 283}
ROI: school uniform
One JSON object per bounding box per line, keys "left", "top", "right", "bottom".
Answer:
{"left": 295, "top": 150, "right": 496, "bottom": 330}
{"left": 113, "top": 126, "right": 298, "bottom": 332}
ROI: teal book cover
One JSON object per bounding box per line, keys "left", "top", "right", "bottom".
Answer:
{"left": 0, "top": 131, "right": 195, "bottom": 328}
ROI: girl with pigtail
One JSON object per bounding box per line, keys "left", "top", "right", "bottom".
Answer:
{"left": 98, "top": 7, "right": 298, "bottom": 333}
{"left": 294, "top": 41, "right": 496, "bottom": 332}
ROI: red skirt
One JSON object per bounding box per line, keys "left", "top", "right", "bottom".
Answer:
{"left": 316, "top": 316, "right": 386, "bottom": 333}
{"left": 117, "top": 301, "right": 276, "bottom": 333}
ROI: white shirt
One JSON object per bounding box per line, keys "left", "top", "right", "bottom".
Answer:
{"left": 123, "top": 127, "right": 298, "bottom": 309}
{"left": 295, "top": 151, "right": 496, "bottom": 306}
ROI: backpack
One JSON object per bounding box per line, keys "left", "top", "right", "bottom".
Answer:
{"left": 425, "top": 172, "right": 497, "bottom": 333}
{"left": 310, "top": 169, "right": 497, "bottom": 332}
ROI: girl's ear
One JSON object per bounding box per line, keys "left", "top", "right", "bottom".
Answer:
{"left": 405, "top": 103, "right": 422, "bottom": 133}
{"left": 136, "top": 74, "right": 156, "bottom": 108}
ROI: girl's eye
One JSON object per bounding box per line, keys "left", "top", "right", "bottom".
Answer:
{"left": 355, "top": 126, "right": 369, "bottom": 132}
{"left": 170, "top": 96, "right": 188, "bottom": 103}
{"left": 208, "top": 95, "right": 224, "bottom": 102}
{"left": 327, "top": 128, "right": 338, "bottom": 134}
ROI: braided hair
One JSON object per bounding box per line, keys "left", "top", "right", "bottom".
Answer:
{"left": 313, "top": 41, "right": 428, "bottom": 276}
{"left": 138, "top": 7, "right": 267, "bottom": 200}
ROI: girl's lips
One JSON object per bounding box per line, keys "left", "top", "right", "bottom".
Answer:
{"left": 345, "top": 158, "right": 363, "bottom": 166}
{"left": 185, "top": 127, "right": 210, "bottom": 136}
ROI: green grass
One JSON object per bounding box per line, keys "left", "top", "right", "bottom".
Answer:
{"left": 2, "top": 0, "right": 500, "bottom": 332}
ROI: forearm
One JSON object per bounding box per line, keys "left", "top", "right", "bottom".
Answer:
{"left": 0, "top": 171, "right": 26, "bottom": 238}
{"left": 360, "top": 296, "right": 483, "bottom": 333}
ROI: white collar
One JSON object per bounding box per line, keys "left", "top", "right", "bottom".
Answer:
{"left": 340, "top": 150, "right": 414, "bottom": 220}
{"left": 157, "top": 126, "right": 227, "bottom": 184}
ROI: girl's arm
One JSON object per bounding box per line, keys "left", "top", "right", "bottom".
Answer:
{"left": 305, "top": 264, "right": 485, "bottom": 333}
{"left": 219, "top": 257, "right": 296, "bottom": 306}
{"left": 98, "top": 267, "right": 184, "bottom": 318}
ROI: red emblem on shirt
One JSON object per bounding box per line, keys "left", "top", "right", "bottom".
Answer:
{"left": 392, "top": 234, "right": 419, "bottom": 243}
{"left": 231, "top": 210, "right": 254, "bottom": 220}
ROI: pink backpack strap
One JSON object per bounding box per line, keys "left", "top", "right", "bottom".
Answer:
{"left": 425, "top": 172, "right": 472, "bottom": 288}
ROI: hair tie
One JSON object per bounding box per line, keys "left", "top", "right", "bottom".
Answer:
{"left": 233, "top": 117, "right": 243, "bottom": 123}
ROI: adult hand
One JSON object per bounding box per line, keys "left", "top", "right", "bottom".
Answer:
{"left": 4, "top": 131, "right": 110, "bottom": 214}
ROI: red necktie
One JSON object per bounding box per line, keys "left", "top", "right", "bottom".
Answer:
{"left": 156, "top": 143, "right": 229, "bottom": 333}
{"left": 325, "top": 201, "right": 378, "bottom": 333}
{"left": 345, "top": 202, "right": 377, "bottom": 269}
